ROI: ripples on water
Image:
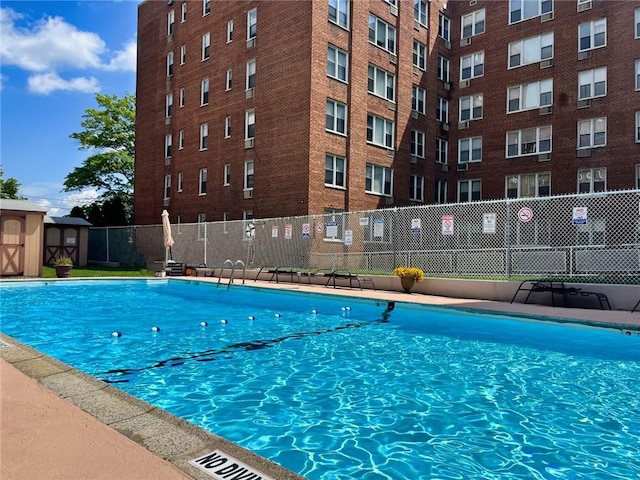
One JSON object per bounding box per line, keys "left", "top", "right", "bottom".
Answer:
{"left": 1, "top": 280, "right": 639, "bottom": 480}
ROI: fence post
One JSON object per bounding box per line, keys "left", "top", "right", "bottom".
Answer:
{"left": 505, "top": 201, "right": 511, "bottom": 281}
{"left": 106, "top": 227, "right": 110, "bottom": 263}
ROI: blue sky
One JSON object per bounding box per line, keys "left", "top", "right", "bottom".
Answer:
{"left": 1, "top": 0, "right": 138, "bottom": 215}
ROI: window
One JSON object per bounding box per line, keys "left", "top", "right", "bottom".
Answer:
{"left": 199, "top": 168, "right": 207, "bottom": 195}
{"left": 576, "top": 218, "right": 606, "bottom": 246}
{"left": 325, "top": 154, "right": 346, "bottom": 188}
{"left": 166, "top": 51, "right": 174, "bottom": 76}
{"left": 203, "top": 0, "right": 210, "bottom": 15}
{"left": 368, "top": 15, "right": 396, "bottom": 54}
{"left": 329, "top": 0, "right": 349, "bottom": 29}
{"left": 413, "top": 41, "right": 426, "bottom": 71}
{"left": 224, "top": 116, "right": 231, "bottom": 138}
{"left": 414, "top": 0, "right": 428, "bottom": 27}
{"left": 178, "top": 129, "right": 184, "bottom": 149}
{"left": 181, "top": 2, "right": 187, "bottom": 22}
{"left": 245, "top": 110, "right": 255, "bottom": 139}
{"left": 578, "top": 167, "right": 606, "bottom": 193}
{"left": 366, "top": 114, "right": 394, "bottom": 149}
{"left": 164, "top": 134, "right": 172, "bottom": 158}
{"left": 437, "top": 56, "right": 450, "bottom": 82}
{"left": 328, "top": 45, "right": 348, "bottom": 82}
{"left": 459, "top": 136, "right": 482, "bottom": 163}
{"left": 197, "top": 213, "right": 206, "bottom": 240}
{"left": 509, "top": 32, "right": 554, "bottom": 68}
{"left": 164, "top": 175, "right": 171, "bottom": 200}
{"left": 435, "top": 180, "right": 447, "bottom": 204}
{"left": 459, "top": 94, "right": 483, "bottom": 121}
{"left": 439, "top": 14, "right": 450, "bottom": 42}
{"left": 244, "top": 161, "right": 254, "bottom": 190}
{"left": 510, "top": 0, "right": 552, "bottom": 23}
{"left": 636, "top": 8, "right": 640, "bottom": 39}
{"left": 224, "top": 164, "right": 231, "bottom": 186}
{"left": 202, "top": 33, "right": 210, "bottom": 60}
{"left": 177, "top": 172, "right": 183, "bottom": 192}
{"left": 436, "top": 96, "right": 449, "bottom": 124}
{"left": 636, "top": 111, "right": 640, "bottom": 143}
{"left": 200, "top": 123, "right": 208, "bottom": 150}
{"left": 326, "top": 99, "right": 347, "bottom": 135}
{"left": 200, "top": 78, "right": 209, "bottom": 105}
{"left": 458, "top": 179, "right": 481, "bottom": 202}
{"left": 167, "top": 10, "right": 175, "bottom": 36}
{"left": 367, "top": 65, "right": 395, "bottom": 102}
{"left": 636, "top": 60, "right": 640, "bottom": 90}
{"left": 412, "top": 85, "right": 426, "bottom": 114}
{"left": 179, "top": 87, "right": 185, "bottom": 107}
{"left": 578, "top": 67, "right": 606, "bottom": 100}
{"left": 324, "top": 208, "right": 344, "bottom": 240}
{"left": 247, "top": 8, "right": 257, "bottom": 40}
{"left": 578, "top": 117, "right": 606, "bottom": 148}
{"left": 507, "top": 79, "right": 553, "bottom": 113}
{"left": 460, "top": 52, "right": 484, "bottom": 80}
{"left": 579, "top": 19, "right": 606, "bottom": 52}
{"left": 461, "top": 9, "right": 485, "bottom": 39}
{"left": 180, "top": 44, "right": 186, "bottom": 64}
{"left": 436, "top": 138, "right": 448, "bottom": 164}
{"left": 410, "top": 175, "right": 424, "bottom": 202}
{"left": 411, "top": 130, "right": 425, "bottom": 158}
{"left": 227, "top": 20, "right": 233, "bottom": 43}
{"left": 506, "top": 173, "right": 550, "bottom": 198}
{"left": 365, "top": 164, "right": 393, "bottom": 196}
{"left": 506, "top": 126, "right": 552, "bottom": 157}
{"left": 165, "top": 93, "right": 173, "bottom": 117}
{"left": 246, "top": 59, "right": 256, "bottom": 90}
{"left": 226, "top": 69, "right": 232, "bottom": 90}
{"left": 636, "top": 164, "right": 640, "bottom": 189}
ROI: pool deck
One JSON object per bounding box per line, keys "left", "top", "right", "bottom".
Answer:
{"left": 2, "top": 278, "right": 639, "bottom": 480}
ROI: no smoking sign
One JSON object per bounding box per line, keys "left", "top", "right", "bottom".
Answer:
{"left": 517, "top": 207, "right": 533, "bottom": 222}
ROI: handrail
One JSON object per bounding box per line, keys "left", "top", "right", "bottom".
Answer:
{"left": 217, "top": 259, "right": 246, "bottom": 288}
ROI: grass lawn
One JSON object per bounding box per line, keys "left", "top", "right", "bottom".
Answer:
{"left": 42, "top": 265, "right": 155, "bottom": 278}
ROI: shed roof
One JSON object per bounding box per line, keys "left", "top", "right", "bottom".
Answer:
{"left": 0, "top": 199, "right": 48, "bottom": 213}
{"left": 44, "top": 216, "right": 93, "bottom": 227}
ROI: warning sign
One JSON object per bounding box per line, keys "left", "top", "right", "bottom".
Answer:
{"left": 517, "top": 207, "right": 533, "bottom": 223}
{"left": 441, "top": 215, "right": 454, "bottom": 235}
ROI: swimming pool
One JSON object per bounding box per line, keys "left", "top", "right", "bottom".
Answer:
{"left": 1, "top": 279, "right": 639, "bottom": 480}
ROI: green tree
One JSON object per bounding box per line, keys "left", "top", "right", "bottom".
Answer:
{"left": 0, "top": 168, "right": 25, "bottom": 199}
{"left": 65, "top": 92, "right": 135, "bottom": 223}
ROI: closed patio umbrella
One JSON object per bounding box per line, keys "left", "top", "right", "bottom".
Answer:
{"left": 161, "top": 210, "right": 175, "bottom": 262}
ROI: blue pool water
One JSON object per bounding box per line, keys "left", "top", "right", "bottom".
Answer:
{"left": 1, "top": 279, "right": 639, "bottom": 480}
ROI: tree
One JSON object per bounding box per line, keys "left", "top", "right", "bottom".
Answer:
{"left": 0, "top": 168, "right": 25, "bottom": 199}
{"left": 65, "top": 93, "right": 135, "bottom": 223}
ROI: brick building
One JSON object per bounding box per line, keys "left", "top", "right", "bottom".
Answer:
{"left": 134, "top": 0, "right": 640, "bottom": 225}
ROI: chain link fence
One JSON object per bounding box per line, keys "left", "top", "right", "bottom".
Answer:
{"left": 89, "top": 190, "right": 640, "bottom": 284}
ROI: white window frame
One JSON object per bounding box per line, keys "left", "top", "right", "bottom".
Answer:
{"left": 636, "top": 111, "right": 640, "bottom": 143}
{"left": 202, "top": 0, "right": 210, "bottom": 16}
{"left": 506, "top": 173, "right": 551, "bottom": 198}
{"left": 223, "top": 164, "right": 231, "bottom": 186}
{"left": 199, "top": 123, "right": 208, "bottom": 150}
{"left": 460, "top": 51, "right": 484, "bottom": 81}
{"left": 459, "top": 94, "right": 483, "bottom": 121}
{"left": 365, "top": 164, "right": 393, "bottom": 196}
{"left": 577, "top": 117, "right": 606, "bottom": 148}
{"left": 506, "top": 126, "right": 552, "bottom": 157}
{"left": 508, "top": 32, "right": 554, "bottom": 69}
{"left": 164, "top": 133, "right": 172, "bottom": 158}
{"left": 578, "top": 67, "right": 606, "bottom": 100}
{"left": 181, "top": 2, "right": 187, "bottom": 22}
{"left": 579, "top": 18, "right": 606, "bottom": 52}
{"left": 178, "top": 129, "right": 184, "bottom": 150}
{"left": 200, "top": 78, "right": 209, "bottom": 105}
{"left": 180, "top": 44, "right": 186, "bottom": 64}
{"left": 414, "top": 0, "right": 428, "bottom": 27}
{"left": 245, "top": 109, "right": 255, "bottom": 140}
{"left": 367, "top": 65, "right": 395, "bottom": 102}
{"left": 413, "top": 41, "right": 427, "bottom": 71}
{"left": 164, "top": 174, "right": 171, "bottom": 200}
{"left": 635, "top": 59, "right": 640, "bottom": 91}
{"left": 244, "top": 160, "right": 254, "bottom": 190}
{"left": 202, "top": 33, "right": 210, "bottom": 60}
{"left": 227, "top": 20, "right": 233, "bottom": 43}
{"left": 368, "top": 15, "right": 396, "bottom": 54}
{"left": 636, "top": 8, "right": 640, "bottom": 39}
{"left": 177, "top": 172, "right": 183, "bottom": 192}
{"left": 226, "top": 68, "right": 232, "bottom": 91}
{"left": 325, "top": 99, "right": 347, "bottom": 135}
{"left": 167, "top": 10, "right": 175, "bottom": 36}
{"left": 412, "top": 85, "right": 426, "bottom": 115}
{"left": 325, "top": 154, "right": 346, "bottom": 189}
{"left": 435, "top": 179, "right": 447, "bottom": 204}
{"left": 166, "top": 51, "right": 174, "bottom": 76}
{"left": 507, "top": 79, "right": 553, "bottom": 113}
{"left": 578, "top": 168, "right": 606, "bottom": 193}
{"left": 328, "top": 0, "right": 349, "bottom": 29}
{"left": 436, "top": 138, "right": 448, "bottom": 164}
{"left": 409, "top": 174, "right": 424, "bottom": 202}
{"left": 437, "top": 96, "right": 449, "bottom": 124}
{"left": 439, "top": 14, "right": 450, "bottom": 42}
{"left": 366, "top": 114, "right": 394, "bottom": 149}
{"left": 437, "top": 55, "right": 450, "bottom": 82}
{"left": 179, "top": 87, "right": 185, "bottom": 107}
{"left": 328, "top": 45, "right": 348, "bottom": 83}
{"left": 458, "top": 179, "right": 481, "bottom": 202}
{"left": 224, "top": 116, "right": 231, "bottom": 139}
{"left": 199, "top": 168, "right": 207, "bottom": 195}
{"left": 246, "top": 59, "right": 256, "bottom": 90}
{"left": 461, "top": 9, "right": 485, "bottom": 39}
{"left": 458, "top": 136, "right": 482, "bottom": 163}
{"left": 636, "top": 164, "right": 640, "bottom": 189}
{"left": 247, "top": 8, "right": 257, "bottom": 40}
{"left": 410, "top": 130, "right": 425, "bottom": 158}
{"left": 165, "top": 93, "right": 173, "bottom": 118}
{"left": 509, "top": 0, "right": 553, "bottom": 24}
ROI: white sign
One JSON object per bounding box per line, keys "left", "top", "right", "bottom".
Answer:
{"left": 441, "top": 215, "right": 454, "bottom": 235}
{"left": 572, "top": 206, "right": 588, "bottom": 225}
{"left": 373, "top": 218, "right": 384, "bottom": 238}
{"left": 326, "top": 221, "right": 338, "bottom": 238}
{"left": 66, "top": 237, "right": 76, "bottom": 245}
{"left": 301, "top": 223, "right": 310, "bottom": 238}
{"left": 190, "top": 450, "right": 275, "bottom": 480}
{"left": 483, "top": 213, "right": 496, "bottom": 234}
{"left": 271, "top": 226, "right": 278, "bottom": 238}
{"left": 411, "top": 218, "right": 421, "bottom": 234}
{"left": 359, "top": 217, "right": 369, "bottom": 226}
{"left": 517, "top": 207, "right": 533, "bottom": 223}
{"left": 316, "top": 222, "right": 324, "bottom": 233}
{"left": 284, "top": 224, "right": 293, "bottom": 239}
{"left": 344, "top": 229, "right": 353, "bottom": 246}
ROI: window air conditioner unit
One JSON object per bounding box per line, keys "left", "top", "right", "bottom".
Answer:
{"left": 460, "top": 37, "right": 471, "bottom": 47}
{"left": 444, "top": 40, "right": 451, "bottom": 50}
{"left": 441, "top": 163, "right": 449, "bottom": 172}
{"left": 414, "top": 20, "right": 421, "bottom": 30}
{"left": 444, "top": 81, "right": 451, "bottom": 91}
{"left": 539, "top": 106, "right": 553, "bottom": 115}
{"left": 165, "top": 117, "right": 172, "bottom": 125}
{"left": 243, "top": 189, "right": 253, "bottom": 199}
{"left": 459, "top": 79, "right": 470, "bottom": 89}
{"left": 577, "top": 99, "right": 592, "bottom": 109}
{"left": 246, "top": 38, "right": 256, "bottom": 49}
{"left": 469, "top": 0, "right": 477, "bottom": 5}
{"left": 244, "top": 138, "right": 254, "bottom": 149}
{"left": 540, "top": 12, "right": 554, "bottom": 23}
{"left": 387, "top": 149, "right": 395, "bottom": 157}
{"left": 577, "top": 148, "right": 592, "bottom": 158}
{"left": 411, "top": 111, "right": 419, "bottom": 119}
{"left": 457, "top": 163, "right": 468, "bottom": 171}
{"left": 388, "top": 101, "right": 396, "bottom": 111}
{"left": 413, "top": 66, "right": 420, "bottom": 76}
{"left": 390, "top": 5, "right": 398, "bottom": 16}
{"left": 385, "top": 196, "right": 394, "bottom": 205}
{"left": 167, "top": 34, "right": 173, "bottom": 42}
{"left": 389, "top": 53, "right": 398, "bottom": 65}
{"left": 538, "top": 153, "right": 551, "bottom": 162}
{"left": 578, "top": 50, "right": 592, "bottom": 60}
{"left": 539, "top": 59, "right": 553, "bottom": 69}
{"left": 410, "top": 155, "right": 418, "bottom": 164}
{"left": 163, "top": 198, "right": 171, "bottom": 206}
{"left": 245, "top": 87, "right": 255, "bottom": 99}
{"left": 441, "top": 122, "right": 450, "bottom": 132}
{"left": 164, "top": 157, "right": 171, "bottom": 166}
{"left": 577, "top": 0, "right": 592, "bottom": 12}
{"left": 458, "top": 121, "right": 469, "bottom": 130}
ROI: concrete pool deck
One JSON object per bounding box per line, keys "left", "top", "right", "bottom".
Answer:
{"left": 2, "top": 278, "right": 639, "bottom": 480}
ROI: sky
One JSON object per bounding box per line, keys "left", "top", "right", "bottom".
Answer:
{"left": 0, "top": 0, "right": 139, "bottom": 216}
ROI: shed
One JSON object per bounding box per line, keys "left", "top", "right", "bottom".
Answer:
{"left": 0, "top": 199, "right": 47, "bottom": 277}
{"left": 44, "top": 216, "right": 92, "bottom": 267}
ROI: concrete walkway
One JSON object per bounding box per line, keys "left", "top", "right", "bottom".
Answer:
{"left": 2, "top": 279, "right": 639, "bottom": 480}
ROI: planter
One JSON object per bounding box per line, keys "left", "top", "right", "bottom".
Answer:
{"left": 400, "top": 276, "right": 416, "bottom": 293}
{"left": 55, "top": 265, "right": 73, "bottom": 278}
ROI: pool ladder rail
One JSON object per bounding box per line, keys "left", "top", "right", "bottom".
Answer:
{"left": 217, "top": 259, "right": 246, "bottom": 288}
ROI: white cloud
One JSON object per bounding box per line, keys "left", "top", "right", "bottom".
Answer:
{"left": 103, "top": 39, "right": 137, "bottom": 72}
{"left": 22, "top": 182, "right": 100, "bottom": 216}
{"left": 28, "top": 72, "right": 100, "bottom": 95}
